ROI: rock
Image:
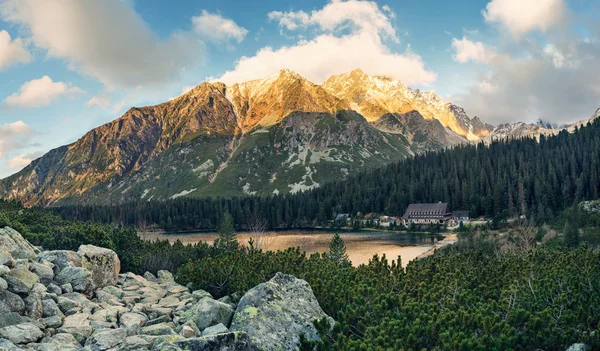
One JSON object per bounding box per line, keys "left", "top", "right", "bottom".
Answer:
{"left": 85, "top": 328, "right": 127, "bottom": 350}
{"left": 30, "top": 262, "right": 55, "bottom": 285}
{"left": 566, "top": 344, "right": 589, "bottom": 351}
{"left": 231, "top": 272, "right": 333, "bottom": 351}
{"left": 0, "top": 322, "right": 44, "bottom": 344}
{"left": 180, "top": 325, "right": 196, "bottom": 338}
{"left": 0, "top": 264, "right": 10, "bottom": 275}
{"left": 121, "top": 335, "right": 151, "bottom": 350}
{"left": 0, "top": 277, "right": 7, "bottom": 290}
{"left": 6, "top": 268, "right": 39, "bottom": 293}
{"left": 57, "top": 313, "right": 93, "bottom": 343}
{"left": 55, "top": 267, "right": 93, "bottom": 294}
{"left": 140, "top": 322, "right": 176, "bottom": 336}
{"left": 191, "top": 289, "right": 212, "bottom": 302}
{"left": 202, "top": 323, "right": 229, "bottom": 336}
{"left": 0, "top": 338, "right": 25, "bottom": 351}
{"left": 120, "top": 312, "right": 148, "bottom": 336}
{"left": 0, "top": 249, "right": 14, "bottom": 267}
{"left": 152, "top": 334, "right": 185, "bottom": 350}
{"left": 157, "top": 270, "right": 174, "bottom": 283}
{"left": 42, "top": 298, "right": 64, "bottom": 318}
{"left": 89, "top": 305, "right": 128, "bottom": 323}
{"left": 38, "top": 250, "right": 81, "bottom": 272}
{"left": 46, "top": 283, "right": 62, "bottom": 295}
{"left": 32, "top": 282, "right": 47, "bottom": 293}
{"left": 0, "top": 289, "right": 25, "bottom": 313}
{"left": 61, "top": 283, "right": 73, "bottom": 293}
{"left": 172, "top": 332, "right": 258, "bottom": 351}
{"left": 0, "top": 312, "right": 23, "bottom": 328}
{"left": 40, "top": 315, "right": 63, "bottom": 329}
{"left": 143, "top": 272, "right": 158, "bottom": 282}
{"left": 77, "top": 245, "right": 120, "bottom": 289}
{"left": 24, "top": 293, "right": 43, "bottom": 319}
{"left": 0, "top": 227, "right": 38, "bottom": 260}
{"left": 180, "top": 297, "right": 234, "bottom": 331}
{"left": 146, "top": 315, "right": 170, "bottom": 326}
{"left": 37, "top": 333, "right": 81, "bottom": 351}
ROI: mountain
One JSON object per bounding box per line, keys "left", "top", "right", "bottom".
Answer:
{"left": 1, "top": 69, "right": 597, "bottom": 206}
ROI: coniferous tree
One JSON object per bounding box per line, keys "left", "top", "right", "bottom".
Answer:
{"left": 327, "top": 233, "right": 350, "bottom": 267}
{"left": 214, "top": 212, "right": 238, "bottom": 252}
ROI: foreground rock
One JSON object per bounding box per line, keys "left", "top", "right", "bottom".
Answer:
{"left": 231, "top": 272, "right": 333, "bottom": 351}
{"left": 0, "top": 227, "right": 334, "bottom": 351}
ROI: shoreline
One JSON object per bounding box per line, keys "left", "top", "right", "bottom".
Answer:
{"left": 416, "top": 234, "right": 458, "bottom": 259}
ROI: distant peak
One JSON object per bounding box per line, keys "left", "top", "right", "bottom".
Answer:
{"left": 277, "top": 68, "right": 302, "bottom": 78}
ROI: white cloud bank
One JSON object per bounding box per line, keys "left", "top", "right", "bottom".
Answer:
{"left": 5, "top": 76, "right": 83, "bottom": 108}
{"left": 0, "top": 30, "right": 31, "bottom": 70}
{"left": 451, "top": 37, "right": 497, "bottom": 64}
{"left": 219, "top": 0, "right": 435, "bottom": 86}
{"left": 193, "top": 10, "right": 248, "bottom": 43}
{"left": 0, "top": 121, "right": 33, "bottom": 158}
{"left": 483, "top": 0, "right": 567, "bottom": 38}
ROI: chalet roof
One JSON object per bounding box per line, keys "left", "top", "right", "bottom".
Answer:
{"left": 402, "top": 203, "right": 449, "bottom": 219}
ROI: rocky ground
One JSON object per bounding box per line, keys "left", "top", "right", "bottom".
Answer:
{"left": 0, "top": 226, "right": 332, "bottom": 351}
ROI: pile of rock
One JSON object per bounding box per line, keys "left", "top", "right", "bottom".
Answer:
{"left": 0, "top": 227, "right": 333, "bottom": 351}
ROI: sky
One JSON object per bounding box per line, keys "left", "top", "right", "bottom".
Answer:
{"left": 0, "top": 0, "right": 599, "bottom": 179}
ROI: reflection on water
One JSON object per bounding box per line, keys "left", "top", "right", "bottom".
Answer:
{"left": 142, "top": 230, "right": 440, "bottom": 267}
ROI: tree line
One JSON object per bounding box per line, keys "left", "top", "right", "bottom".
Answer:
{"left": 54, "top": 119, "right": 600, "bottom": 230}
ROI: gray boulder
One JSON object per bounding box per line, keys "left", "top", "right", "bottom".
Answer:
{"left": 0, "top": 322, "right": 44, "bottom": 344}
{"left": 180, "top": 297, "right": 234, "bottom": 331}
{"left": 38, "top": 250, "right": 81, "bottom": 272}
{"left": 5, "top": 268, "right": 39, "bottom": 294}
{"left": 55, "top": 267, "right": 93, "bottom": 294}
{"left": 231, "top": 272, "right": 333, "bottom": 351}
{"left": 120, "top": 312, "right": 148, "bottom": 335}
{"left": 37, "top": 333, "right": 81, "bottom": 351}
{"left": 0, "top": 338, "right": 25, "bottom": 351}
{"left": 24, "top": 293, "right": 43, "bottom": 319}
{"left": 57, "top": 313, "right": 93, "bottom": 343}
{"left": 566, "top": 344, "right": 589, "bottom": 351}
{"left": 202, "top": 323, "right": 229, "bottom": 336}
{"left": 42, "top": 298, "right": 64, "bottom": 318}
{"left": 140, "top": 322, "right": 176, "bottom": 336}
{"left": 0, "top": 312, "right": 24, "bottom": 328}
{"left": 85, "top": 328, "right": 127, "bottom": 350}
{"left": 0, "top": 249, "right": 14, "bottom": 267}
{"left": 0, "top": 289, "right": 25, "bottom": 313}
{"left": 0, "top": 276, "right": 7, "bottom": 290}
{"left": 77, "top": 245, "right": 120, "bottom": 289}
{"left": 191, "top": 289, "right": 212, "bottom": 302}
{"left": 30, "top": 261, "right": 55, "bottom": 285}
{"left": 172, "top": 332, "right": 258, "bottom": 351}
{"left": 0, "top": 227, "right": 38, "bottom": 260}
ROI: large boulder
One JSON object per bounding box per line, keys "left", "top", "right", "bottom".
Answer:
{"left": 0, "top": 322, "right": 44, "bottom": 344}
{"left": 57, "top": 313, "right": 93, "bottom": 343}
{"left": 566, "top": 344, "right": 589, "bottom": 351}
{"left": 179, "top": 297, "right": 234, "bottom": 331}
{"left": 37, "top": 333, "right": 81, "bottom": 351}
{"left": 0, "top": 227, "right": 38, "bottom": 260}
{"left": 85, "top": 328, "right": 127, "bottom": 350}
{"left": 5, "top": 268, "right": 39, "bottom": 293}
{"left": 77, "top": 245, "right": 120, "bottom": 289}
{"left": 231, "top": 272, "right": 333, "bottom": 351}
{"left": 55, "top": 267, "right": 93, "bottom": 294}
{"left": 0, "top": 290, "right": 25, "bottom": 313}
{"left": 38, "top": 250, "right": 81, "bottom": 272}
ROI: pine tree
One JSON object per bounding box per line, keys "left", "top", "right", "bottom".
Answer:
{"left": 564, "top": 220, "right": 580, "bottom": 248}
{"left": 327, "top": 233, "right": 350, "bottom": 267}
{"left": 214, "top": 212, "right": 238, "bottom": 252}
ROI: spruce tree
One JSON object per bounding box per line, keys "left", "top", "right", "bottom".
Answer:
{"left": 214, "top": 212, "right": 238, "bottom": 252}
{"left": 327, "top": 233, "right": 351, "bottom": 267}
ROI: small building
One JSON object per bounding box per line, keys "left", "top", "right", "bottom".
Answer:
{"left": 402, "top": 203, "right": 452, "bottom": 225}
{"left": 335, "top": 213, "right": 351, "bottom": 224}
{"left": 452, "top": 210, "right": 470, "bottom": 223}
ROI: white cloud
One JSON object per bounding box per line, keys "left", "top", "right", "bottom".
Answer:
{"left": 452, "top": 37, "right": 497, "bottom": 64}
{"left": 0, "top": 121, "right": 33, "bottom": 158}
{"left": 5, "top": 76, "right": 83, "bottom": 108}
{"left": 0, "top": 29, "right": 31, "bottom": 70}
{"left": 0, "top": 0, "right": 205, "bottom": 89}
{"left": 221, "top": 1, "right": 435, "bottom": 86}
{"left": 268, "top": 0, "right": 398, "bottom": 42}
{"left": 542, "top": 44, "right": 577, "bottom": 68}
{"left": 192, "top": 10, "right": 248, "bottom": 43}
{"left": 6, "top": 151, "right": 43, "bottom": 170}
{"left": 483, "top": 0, "right": 566, "bottom": 38}
{"left": 86, "top": 95, "right": 111, "bottom": 109}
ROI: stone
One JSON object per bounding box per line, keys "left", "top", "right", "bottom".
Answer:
{"left": 77, "top": 245, "right": 120, "bottom": 289}
{"left": 61, "top": 283, "right": 73, "bottom": 293}
{"left": 120, "top": 312, "right": 148, "bottom": 336}
{"left": 180, "top": 297, "right": 234, "bottom": 331}
{"left": 46, "top": 283, "right": 62, "bottom": 295}
{"left": 24, "top": 293, "right": 43, "bottom": 319}
{"left": 38, "top": 250, "right": 81, "bottom": 272}
{"left": 57, "top": 313, "right": 93, "bottom": 343}
{"left": 191, "top": 289, "right": 212, "bottom": 302}
{"left": 0, "top": 312, "right": 23, "bottom": 328}
{"left": 173, "top": 332, "right": 258, "bottom": 351}
{"left": 143, "top": 272, "right": 158, "bottom": 282}
{"left": 0, "top": 322, "right": 44, "bottom": 344}
{"left": 89, "top": 305, "right": 128, "bottom": 323}
{"left": 202, "top": 323, "right": 229, "bottom": 336}
{"left": 0, "top": 264, "right": 10, "bottom": 275}
{"left": 146, "top": 315, "right": 170, "bottom": 326}
{"left": 0, "top": 276, "right": 7, "bottom": 290}
{"left": 30, "top": 262, "right": 55, "bottom": 285}
{"left": 566, "top": 344, "right": 589, "bottom": 351}
{"left": 85, "top": 328, "right": 127, "bottom": 350}
{"left": 0, "top": 227, "right": 38, "bottom": 260}
{"left": 32, "top": 282, "right": 47, "bottom": 293}
{"left": 231, "top": 272, "right": 334, "bottom": 351}
{"left": 42, "top": 298, "right": 64, "bottom": 318}
{"left": 0, "top": 289, "right": 25, "bottom": 313}
{"left": 6, "top": 268, "right": 39, "bottom": 293}
{"left": 157, "top": 270, "right": 174, "bottom": 283}
{"left": 37, "top": 333, "right": 81, "bottom": 351}
{"left": 140, "top": 322, "right": 176, "bottom": 336}
{"left": 180, "top": 325, "right": 196, "bottom": 338}
{"left": 55, "top": 267, "right": 93, "bottom": 294}
{"left": 0, "top": 249, "right": 14, "bottom": 267}
{"left": 40, "top": 315, "right": 63, "bottom": 329}
{"left": 152, "top": 335, "right": 185, "bottom": 350}
{"left": 0, "top": 338, "right": 25, "bottom": 351}
{"left": 122, "top": 335, "right": 151, "bottom": 348}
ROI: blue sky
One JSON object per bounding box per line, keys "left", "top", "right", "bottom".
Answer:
{"left": 0, "top": 0, "right": 599, "bottom": 178}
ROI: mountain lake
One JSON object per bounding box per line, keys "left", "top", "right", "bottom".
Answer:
{"left": 141, "top": 230, "right": 443, "bottom": 267}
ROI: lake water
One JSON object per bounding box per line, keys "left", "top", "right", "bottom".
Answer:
{"left": 142, "top": 230, "right": 441, "bottom": 267}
